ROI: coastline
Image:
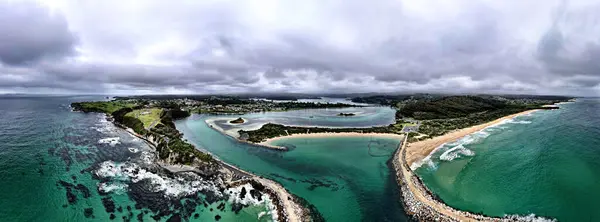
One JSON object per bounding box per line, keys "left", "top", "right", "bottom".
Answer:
{"left": 394, "top": 108, "right": 556, "bottom": 221}
{"left": 102, "top": 114, "right": 308, "bottom": 222}
{"left": 261, "top": 132, "right": 404, "bottom": 146}
{"left": 405, "top": 109, "right": 538, "bottom": 169}
{"left": 204, "top": 118, "right": 289, "bottom": 150}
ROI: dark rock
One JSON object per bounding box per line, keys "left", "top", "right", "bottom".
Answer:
{"left": 166, "top": 214, "right": 182, "bottom": 222}
{"left": 215, "top": 215, "right": 221, "bottom": 221}
{"left": 249, "top": 189, "right": 262, "bottom": 201}
{"left": 109, "top": 213, "right": 116, "bottom": 220}
{"left": 84, "top": 208, "right": 94, "bottom": 218}
{"left": 102, "top": 197, "right": 116, "bottom": 213}
{"left": 231, "top": 202, "right": 245, "bottom": 214}
{"left": 66, "top": 187, "right": 77, "bottom": 204}
{"left": 127, "top": 206, "right": 132, "bottom": 211}
{"left": 117, "top": 206, "right": 123, "bottom": 213}
{"left": 137, "top": 213, "right": 143, "bottom": 222}
{"left": 239, "top": 187, "right": 247, "bottom": 199}
{"left": 194, "top": 213, "right": 199, "bottom": 219}
{"left": 217, "top": 202, "right": 225, "bottom": 211}
{"left": 75, "top": 184, "right": 91, "bottom": 198}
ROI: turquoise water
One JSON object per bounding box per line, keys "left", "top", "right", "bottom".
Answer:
{"left": 0, "top": 96, "right": 273, "bottom": 221}
{"left": 212, "top": 106, "right": 396, "bottom": 136}
{"left": 176, "top": 115, "right": 408, "bottom": 221}
{"left": 0, "top": 96, "right": 406, "bottom": 221}
{"left": 415, "top": 99, "right": 600, "bottom": 221}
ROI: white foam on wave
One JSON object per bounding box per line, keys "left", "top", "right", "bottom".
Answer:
{"left": 98, "top": 137, "right": 121, "bottom": 146}
{"left": 410, "top": 144, "right": 443, "bottom": 170}
{"left": 226, "top": 183, "right": 266, "bottom": 205}
{"left": 95, "top": 161, "right": 221, "bottom": 198}
{"left": 258, "top": 211, "right": 266, "bottom": 219}
{"left": 98, "top": 182, "right": 128, "bottom": 194}
{"left": 439, "top": 145, "right": 475, "bottom": 161}
{"left": 226, "top": 183, "right": 278, "bottom": 221}
{"left": 503, "top": 213, "right": 556, "bottom": 222}
{"left": 510, "top": 120, "right": 532, "bottom": 124}
{"left": 92, "top": 116, "right": 115, "bottom": 133}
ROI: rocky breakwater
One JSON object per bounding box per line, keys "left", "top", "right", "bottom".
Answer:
{"left": 393, "top": 138, "right": 556, "bottom": 222}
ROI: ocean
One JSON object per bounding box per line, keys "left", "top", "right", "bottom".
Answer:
{"left": 3, "top": 95, "right": 594, "bottom": 222}
{"left": 0, "top": 95, "right": 405, "bottom": 221}
{"left": 415, "top": 98, "right": 600, "bottom": 221}
{"left": 0, "top": 96, "right": 275, "bottom": 221}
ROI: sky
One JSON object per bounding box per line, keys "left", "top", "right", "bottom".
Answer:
{"left": 0, "top": 0, "right": 599, "bottom": 96}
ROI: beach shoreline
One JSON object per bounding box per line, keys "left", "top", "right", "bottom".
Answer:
{"left": 261, "top": 132, "right": 404, "bottom": 145}
{"left": 405, "top": 109, "right": 539, "bottom": 169}
{"left": 394, "top": 108, "right": 556, "bottom": 221}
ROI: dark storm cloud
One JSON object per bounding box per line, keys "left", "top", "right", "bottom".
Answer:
{"left": 0, "top": 2, "right": 76, "bottom": 66}
{"left": 537, "top": 2, "right": 600, "bottom": 78}
{"left": 0, "top": 0, "right": 599, "bottom": 95}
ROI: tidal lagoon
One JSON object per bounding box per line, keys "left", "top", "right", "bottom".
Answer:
{"left": 176, "top": 114, "right": 408, "bottom": 221}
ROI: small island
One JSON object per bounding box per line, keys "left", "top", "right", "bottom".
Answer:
{"left": 229, "top": 117, "right": 245, "bottom": 124}
{"left": 337, "top": 112, "right": 355, "bottom": 117}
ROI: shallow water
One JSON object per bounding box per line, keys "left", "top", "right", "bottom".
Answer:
{"left": 415, "top": 99, "right": 600, "bottom": 221}
{"left": 210, "top": 106, "right": 396, "bottom": 136}
{"left": 177, "top": 114, "right": 408, "bottom": 221}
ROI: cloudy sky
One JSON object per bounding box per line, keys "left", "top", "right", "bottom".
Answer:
{"left": 1, "top": 0, "right": 599, "bottom": 96}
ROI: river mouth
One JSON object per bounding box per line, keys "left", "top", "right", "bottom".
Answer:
{"left": 177, "top": 114, "right": 409, "bottom": 221}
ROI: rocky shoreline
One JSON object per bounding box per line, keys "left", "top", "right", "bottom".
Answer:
{"left": 393, "top": 135, "right": 556, "bottom": 222}
{"left": 101, "top": 113, "right": 310, "bottom": 222}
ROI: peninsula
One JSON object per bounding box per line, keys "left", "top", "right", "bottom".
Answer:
{"left": 70, "top": 100, "right": 314, "bottom": 222}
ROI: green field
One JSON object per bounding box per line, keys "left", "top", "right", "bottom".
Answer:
{"left": 72, "top": 101, "right": 138, "bottom": 113}
{"left": 403, "top": 122, "right": 418, "bottom": 127}
{"left": 125, "top": 108, "right": 163, "bottom": 129}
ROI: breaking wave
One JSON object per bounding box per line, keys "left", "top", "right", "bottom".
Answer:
{"left": 98, "top": 182, "right": 128, "bottom": 194}
{"left": 439, "top": 145, "right": 475, "bottom": 161}
{"left": 503, "top": 213, "right": 557, "bottom": 222}
{"left": 95, "top": 161, "right": 220, "bottom": 198}
{"left": 98, "top": 137, "right": 120, "bottom": 146}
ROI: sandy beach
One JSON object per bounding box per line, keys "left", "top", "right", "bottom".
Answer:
{"left": 405, "top": 109, "right": 539, "bottom": 168}
{"left": 394, "top": 109, "right": 543, "bottom": 221}
{"left": 261, "top": 132, "right": 405, "bottom": 146}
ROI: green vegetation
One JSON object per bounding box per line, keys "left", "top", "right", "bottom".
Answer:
{"left": 396, "top": 95, "right": 570, "bottom": 138}
{"left": 124, "top": 108, "right": 163, "bottom": 129}
{"left": 239, "top": 123, "right": 398, "bottom": 143}
{"left": 71, "top": 101, "right": 139, "bottom": 113}
{"left": 399, "top": 96, "right": 513, "bottom": 120}
{"left": 229, "top": 117, "right": 245, "bottom": 124}
{"left": 72, "top": 101, "right": 213, "bottom": 166}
